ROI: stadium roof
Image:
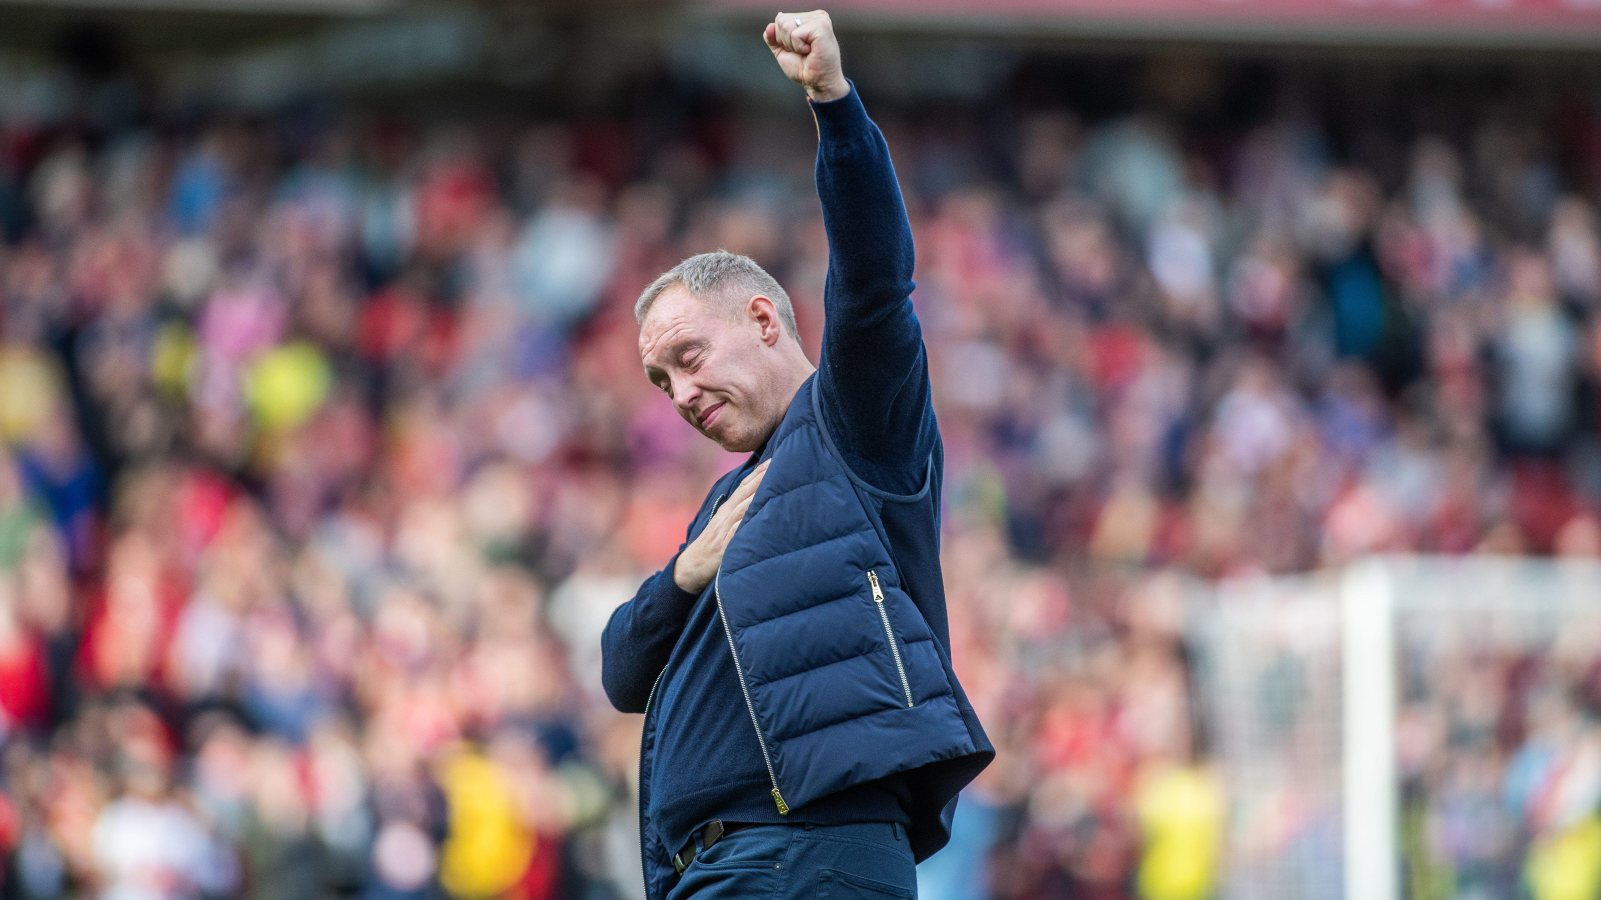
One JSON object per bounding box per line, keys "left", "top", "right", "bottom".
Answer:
{"left": 701, "top": 0, "right": 1601, "bottom": 48}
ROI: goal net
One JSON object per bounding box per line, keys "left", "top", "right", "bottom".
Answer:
{"left": 1192, "top": 557, "right": 1601, "bottom": 900}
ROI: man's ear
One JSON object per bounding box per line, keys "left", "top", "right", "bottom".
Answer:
{"left": 746, "top": 294, "right": 784, "bottom": 346}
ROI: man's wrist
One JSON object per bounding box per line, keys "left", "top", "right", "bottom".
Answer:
{"left": 806, "top": 78, "right": 852, "bottom": 104}
{"left": 672, "top": 554, "right": 705, "bottom": 593}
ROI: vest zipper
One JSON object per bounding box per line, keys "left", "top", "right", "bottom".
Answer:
{"left": 713, "top": 567, "right": 789, "bottom": 815}
{"left": 642, "top": 664, "right": 666, "bottom": 730}
{"left": 868, "top": 570, "right": 914, "bottom": 708}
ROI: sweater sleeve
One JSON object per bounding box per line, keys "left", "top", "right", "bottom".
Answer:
{"left": 811, "top": 84, "right": 936, "bottom": 496}
{"left": 600, "top": 554, "right": 700, "bottom": 713}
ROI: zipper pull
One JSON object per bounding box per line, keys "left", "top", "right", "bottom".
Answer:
{"left": 867, "top": 570, "right": 884, "bottom": 603}
{"left": 772, "top": 788, "right": 790, "bottom": 815}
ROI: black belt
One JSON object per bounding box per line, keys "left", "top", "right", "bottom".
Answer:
{"left": 672, "top": 819, "right": 751, "bottom": 875}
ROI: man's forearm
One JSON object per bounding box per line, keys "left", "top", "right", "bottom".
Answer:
{"left": 600, "top": 565, "right": 698, "bottom": 713}
{"left": 812, "top": 86, "right": 916, "bottom": 321}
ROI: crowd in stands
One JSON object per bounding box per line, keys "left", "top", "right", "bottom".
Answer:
{"left": 0, "top": 52, "right": 1600, "bottom": 898}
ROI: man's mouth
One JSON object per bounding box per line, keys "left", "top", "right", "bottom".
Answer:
{"left": 698, "top": 403, "right": 725, "bottom": 429}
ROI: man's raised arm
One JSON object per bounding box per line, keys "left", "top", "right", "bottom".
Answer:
{"left": 767, "top": 11, "right": 934, "bottom": 494}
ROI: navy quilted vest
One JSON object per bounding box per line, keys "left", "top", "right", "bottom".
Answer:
{"left": 703, "top": 373, "right": 993, "bottom": 862}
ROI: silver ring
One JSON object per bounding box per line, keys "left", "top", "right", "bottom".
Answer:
{"left": 794, "top": 17, "right": 802, "bottom": 27}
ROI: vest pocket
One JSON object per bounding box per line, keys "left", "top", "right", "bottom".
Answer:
{"left": 866, "top": 570, "right": 914, "bottom": 708}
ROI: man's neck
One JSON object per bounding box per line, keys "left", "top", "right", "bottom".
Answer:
{"left": 747, "top": 363, "right": 816, "bottom": 458}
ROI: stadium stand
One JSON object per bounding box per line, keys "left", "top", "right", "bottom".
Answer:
{"left": 2, "top": 7, "right": 1601, "bottom": 897}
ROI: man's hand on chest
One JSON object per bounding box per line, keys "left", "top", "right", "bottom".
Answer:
{"left": 673, "top": 460, "right": 771, "bottom": 593}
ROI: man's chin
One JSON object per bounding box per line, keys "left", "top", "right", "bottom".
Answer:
{"left": 708, "top": 423, "right": 760, "bottom": 453}
{"left": 698, "top": 412, "right": 772, "bottom": 453}
{"left": 714, "top": 433, "right": 757, "bottom": 453}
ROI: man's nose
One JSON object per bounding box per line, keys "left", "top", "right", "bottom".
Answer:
{"left": 672, "top": 378, "right": 702, "bottom": 414}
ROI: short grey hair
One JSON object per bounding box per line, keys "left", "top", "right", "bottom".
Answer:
{"left": 635, "top": 251, "right": 799, "bottom": 341}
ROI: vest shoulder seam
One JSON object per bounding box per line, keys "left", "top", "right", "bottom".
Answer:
{"left": 809, "top": 375, "right": 935, "bottom": 503}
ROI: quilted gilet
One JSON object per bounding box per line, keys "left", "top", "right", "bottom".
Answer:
{"left": 705, "top": 373, "right": 994, "bottom": 864}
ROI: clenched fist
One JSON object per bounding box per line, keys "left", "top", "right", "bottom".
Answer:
{"left": 673, "top": 460, "right": 771, "bottom": 593}
{"left": 763, "top": 10, "right": 850, "bottom": 103}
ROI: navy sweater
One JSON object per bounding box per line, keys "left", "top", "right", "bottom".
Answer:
{"left": 602, "top": 83, "right": 940, "bottom": 858}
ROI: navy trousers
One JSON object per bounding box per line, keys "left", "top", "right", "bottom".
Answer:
{"left": 665, "top": 821, "right": 917, "bottom": 898}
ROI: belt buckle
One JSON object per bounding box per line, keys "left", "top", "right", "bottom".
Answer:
{"left": 672, "top": 819, "right": 726, "bottom": 876}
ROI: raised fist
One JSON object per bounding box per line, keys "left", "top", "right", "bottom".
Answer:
{"left": 763, "top": 10, "right": 850, "bottom": 103}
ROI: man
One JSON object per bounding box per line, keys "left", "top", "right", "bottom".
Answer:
{"left": 602, "top": 10, "right": 993, "bottom": 898}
